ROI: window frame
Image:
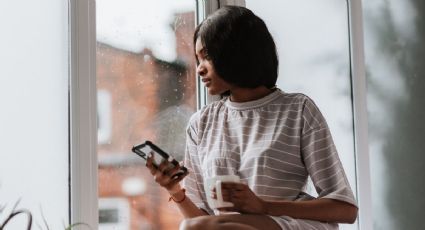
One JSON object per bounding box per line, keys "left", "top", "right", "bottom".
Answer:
{"left": 69, "top": 0, "right": 98, "bottom": 228}
{"left": 70, "top": 0, "right": 372, "bottom": 229}
{"left": 347, "top": 0, "right": 373, "bottom": 229}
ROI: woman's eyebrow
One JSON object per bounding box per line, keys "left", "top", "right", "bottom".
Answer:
{"left": 196, "top": 48, "right": 206, "bottom": 58}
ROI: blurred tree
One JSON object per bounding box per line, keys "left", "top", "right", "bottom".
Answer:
{"left": 364, "top": 0, "right": 425, "bottom": 229}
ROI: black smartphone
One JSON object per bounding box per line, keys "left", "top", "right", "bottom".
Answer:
{"left": 132, "top": 140, "right": 187, "bottom": 178}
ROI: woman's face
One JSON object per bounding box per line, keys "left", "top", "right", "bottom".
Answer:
{"left": 195, "top": 38, "right": 233, "bottom": 95}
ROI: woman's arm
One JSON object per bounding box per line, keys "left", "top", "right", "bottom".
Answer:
{"left": 215, "top": 182, "right": 357, "bottom": 224}
{"left": 146, "top": 156, "right": 208, "bottom": 219}
{"left": 169, "top": 185, "right": 209, "bottom": 218}
{"left": 294, "top": 97, "right": 358, "bottom": 223}
{"left": 264, "top": 198, "right": 358, "bottom": 224}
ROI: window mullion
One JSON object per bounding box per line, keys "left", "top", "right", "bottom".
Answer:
{"left": 69, "top": 0, "right": 98, "bottom": 228}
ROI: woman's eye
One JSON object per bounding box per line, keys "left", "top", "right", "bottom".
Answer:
{"left": 204, "top": 54, "right": 211, "bottom": 60}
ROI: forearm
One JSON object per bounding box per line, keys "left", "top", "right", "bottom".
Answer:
{"left": 170, "top": 189, "right": 209, "bottom": 218}
{"left": 264, "top": 198, "right": 358, "bottom": 223}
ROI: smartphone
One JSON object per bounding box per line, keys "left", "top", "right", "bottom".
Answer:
{"left": 132, "top": 140, "right": 187, "bottom": 178}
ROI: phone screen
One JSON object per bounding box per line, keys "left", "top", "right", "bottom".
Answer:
{"left": 132, "top": 141, "right": 187, "bottom": 178}
{"left": 134, "top": 144, "right": 164, "bottom": 167}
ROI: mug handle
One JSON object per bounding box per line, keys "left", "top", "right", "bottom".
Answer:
{"left": 215, "top": 180, "right": 224, "bottom": 205}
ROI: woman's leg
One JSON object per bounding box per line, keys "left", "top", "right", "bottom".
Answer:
{"left": 179, "top": 214, "right": 282, "bottom": 230}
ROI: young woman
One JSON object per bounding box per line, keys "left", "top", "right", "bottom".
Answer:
{"left": 146, "top": 6, "right": 358, "bottom": 230}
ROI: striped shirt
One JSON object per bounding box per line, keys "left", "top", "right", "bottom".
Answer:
{"left": 183, "top": 89, "right": 357, "bottom": 229}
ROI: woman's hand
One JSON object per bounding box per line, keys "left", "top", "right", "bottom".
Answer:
{"left": 211, "top": 182, "right": 267, "bottom": 214}
{"left": 145, "top": 153, "right": 188, "bottom": 194}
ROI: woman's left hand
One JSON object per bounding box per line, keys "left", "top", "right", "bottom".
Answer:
{"left": 211, "top": 182, "right": 267, "bottom": 214}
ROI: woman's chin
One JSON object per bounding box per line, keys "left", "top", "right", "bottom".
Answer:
{"left": 207, "top": 88, "right": 227, "bottom": 96}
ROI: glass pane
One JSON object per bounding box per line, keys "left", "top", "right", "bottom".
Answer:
{"left": 245, "top": 1, "right": 357, "bottom": 229}
{"left": 0, "top": 0, "right": 69, "bottom": 229}
{"left": 363, "top": 0, "right": 425, "bottom": 229}
{"left": 96, "top": 0, "right": 197, "bottom": 229}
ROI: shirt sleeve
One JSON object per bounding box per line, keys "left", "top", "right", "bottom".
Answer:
{"left": 182, "top": 112, "right": 214, "bottom": 215}
{"left": 300, "top": 96, "right": 357, "bottom": 207}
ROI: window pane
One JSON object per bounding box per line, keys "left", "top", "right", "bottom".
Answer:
{"left": 245, "top": 1, "right": 357, "bottom": 229}
{"left": 0, "top": 0, "right": 69, "bottom": 228}
{"left": 363, "top": 0, "right": 425, "bottom": 229}
{"left": 96, "top": 0, "right": 197, "bottom": 229}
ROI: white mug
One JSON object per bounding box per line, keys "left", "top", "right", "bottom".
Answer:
{"left": 204, "top": 175, "right": 240, "bottom": 209}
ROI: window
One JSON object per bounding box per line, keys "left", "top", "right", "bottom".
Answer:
{"left": 98, "top": 90, "right": 112, "bottom": 144}
{"left": 245, "top": 1, "right": 357, "bottom": 229}
{"left": 7, "top": 1, "right": 420, "bottom": 229}
{"left": 96, "top": 0, "right": 197, "bottom": 228}
{"left": 99, "top": 198, "right": 131, "bottom": 229}
{"left": 363, "top": 0, "right": 425, "bottom": 229}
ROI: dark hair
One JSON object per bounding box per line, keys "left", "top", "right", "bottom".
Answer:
{"left": 194, "top": 6, "right": 278, "bottom": 89}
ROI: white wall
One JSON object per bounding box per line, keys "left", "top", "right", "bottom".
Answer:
{"left": 0, "top": 0, "right": 69, "bottom": 228}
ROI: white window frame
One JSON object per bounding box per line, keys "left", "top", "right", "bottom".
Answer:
{"left": 71, "top": 0, "right": 372, "bottom": 229}
{"left": 347, "top": 1, "right": 373, "bottom": 229}
{"left": 69, "top": 0, "right": 98, "bottom": 228}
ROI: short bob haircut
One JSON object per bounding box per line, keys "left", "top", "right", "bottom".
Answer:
{"left": 194, "top": 6, "right": 278, "bottom": 89}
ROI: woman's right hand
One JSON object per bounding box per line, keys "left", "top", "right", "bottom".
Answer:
{"left": 145, "top": 153, "right": 188, "bottom": 194}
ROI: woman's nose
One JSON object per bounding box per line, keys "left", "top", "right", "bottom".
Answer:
{"left": 197, "top": 63, "right": 207, "bottom": 76}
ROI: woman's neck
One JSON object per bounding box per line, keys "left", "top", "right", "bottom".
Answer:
{"left": 229, "top": 86, "right": 275, "bottom": 102}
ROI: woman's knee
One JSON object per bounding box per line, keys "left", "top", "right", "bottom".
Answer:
{"left": 179, "top": 216, "right": 217, "bottom": 230}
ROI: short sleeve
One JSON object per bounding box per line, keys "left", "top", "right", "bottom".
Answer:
{"left": 300, "top": 97, "right": 357, "bottom": 207}
{"left": 182, "top": 112, "right": 214, "bottom": 214}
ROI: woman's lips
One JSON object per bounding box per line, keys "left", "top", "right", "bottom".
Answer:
{"left": 202, "top": 78, "right": 211, "bottom": 87}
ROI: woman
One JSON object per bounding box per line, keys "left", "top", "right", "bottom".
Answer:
{"left": 146, "top": 6, "right": 358, "bottom": 230}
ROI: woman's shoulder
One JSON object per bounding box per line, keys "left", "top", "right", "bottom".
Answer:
{"left": 280, "top": 91, "right": 311, "bottom": 102}
{"left": 274, "top": 90, "right": 317, "bottom": 108}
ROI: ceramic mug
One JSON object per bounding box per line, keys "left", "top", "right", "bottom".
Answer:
{"left": 204, "top": 175, "right": 240, "bottom": 209}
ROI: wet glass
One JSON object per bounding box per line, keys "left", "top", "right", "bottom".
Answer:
{"left": 96, "top": 0, "right": 197, "bottom": 229}
{"left": 245, "top": 1, "right": 357, "bottom": 229}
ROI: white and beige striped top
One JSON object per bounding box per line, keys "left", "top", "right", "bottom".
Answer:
{"left": 183, "top": 89, "right": 357, "bottom": 229}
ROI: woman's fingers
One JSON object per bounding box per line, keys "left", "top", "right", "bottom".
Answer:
{"left": 157, "top": 159, "right": 170, "bottom": 174}
{"left": 154, "top": 160, "right": 188, "bottom": 186}
{"left": 167, "top": 170, "right": 189, "bottom": 188}
{"left": 167, "top": 164, "right": 185, "bottom": 178}
{"left": 211, "top": 188, "right": 236, "bottom": 201}
{"left": 149, "top": 155, "right": 167, "bottom": 184}
{"left": 154, "top": 168, "right": 170, "bottom": 185}
{"left": 145, "top": 154, "right": 188, "bottom": 192}
{"left": 217, "top": 207, "right": 238, "bottom": 212}
{"left": 146, "top": 154, "right": 156, "bottom": 175}
{"left": 221, "top": 182, "right": 247, "bottom": 191}
{"left": 167, "top": 164, "right": 180, "bottom": 175}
